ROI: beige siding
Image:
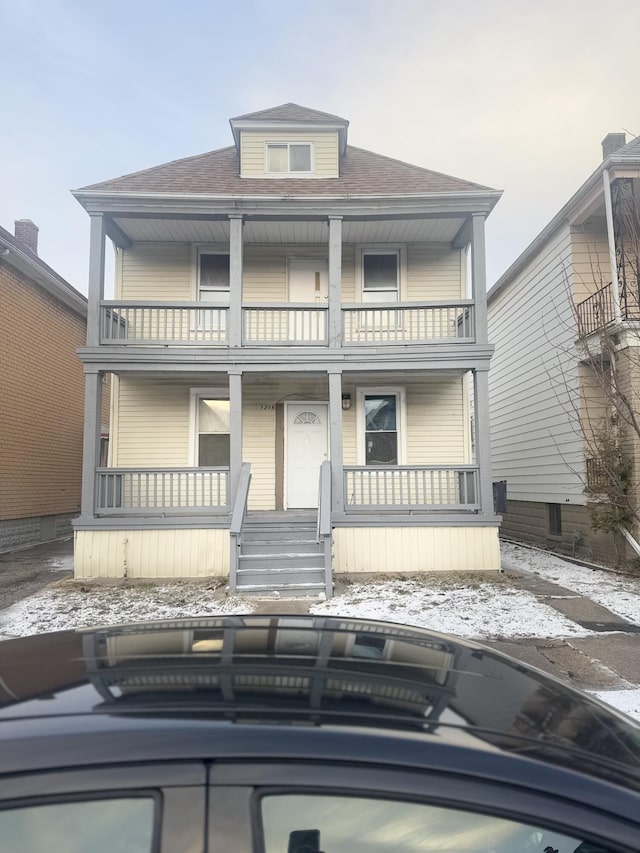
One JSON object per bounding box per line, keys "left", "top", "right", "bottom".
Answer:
{"left": 406, "top": 244, "right": 463, "bottom": 300}
{"left": 333, "top": 526, "right": 500, "bottom": 573}
{"left": 74, "top": 529, "right": 229, "bottom": 578}
{"left": 570, "top": 226, "right": 611, "bottom": 303}
{"left": 120, "top": 243, "right": 191, "bottom": 300}
{"left": 115, "top": 379, "right": 191, "bottom": 466}
{"left": 240, "top": 131, "right": 339, "bottom": 177}
{"left": 406, "top": 376, "right": 466, "bottom": 464}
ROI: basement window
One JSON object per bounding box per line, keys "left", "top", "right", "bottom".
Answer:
{"left": 547, "top": 503, "right": 562, "bottom": 536}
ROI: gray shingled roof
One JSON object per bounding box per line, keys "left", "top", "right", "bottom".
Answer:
{"left": 230, "top": 102, "right": 348, "bottom": 125}
{"left": 78, "top": 145, "right": 494, "bottom": 196}
{"left": 616, "top": 135, "right": 640, "bottom": 157}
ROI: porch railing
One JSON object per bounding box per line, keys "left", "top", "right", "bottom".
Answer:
{"left": 343, "top": 465, "right": 479, "bottom": 511}
{"left": 242, "top": 303, "right": 328, "bottom": 345}
{"left": 229, "top": 462, "right": 252, "bottom": 593}
{"left": 95, "top": 467, "right": 229, "bottom": 515}
{"left": 342, "top": 301, "right": 475, "bottom": 344}
{"left": 576, "top": 281, "right": 640, "bottom": 336}
{"left": 317, "top": 460, "right": 333, "bottom": 598}
{"left": 100, "top": 302, "right": 228, "bottom": 345}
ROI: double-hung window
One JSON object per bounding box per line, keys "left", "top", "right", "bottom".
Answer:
{"left": 364, "top": 392, "right": 400, "bottom": 465}
{"left": 198, "top": 252, "right": 229, "bottom": 333}
{"left": 362, "top": 252, "right": 399, "bottom": 303}
{"left": 195, "top": 395, "right": 230, "bottom": 467}
{"left": 266, "top": 143, "right": 312, "bottom": 174}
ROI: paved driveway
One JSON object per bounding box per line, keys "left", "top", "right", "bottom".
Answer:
{"left": 0, "top": 538, "right": 73, "bottom": 610}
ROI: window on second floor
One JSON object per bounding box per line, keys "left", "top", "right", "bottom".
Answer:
{"left": 267, "top": 143, "right": 312, "bottom": 174}
{"left": 198, "top": 253, "right": 230, "bottom": 303}
{"left": 362, "top": 252, "right": 399, "bottom": 303}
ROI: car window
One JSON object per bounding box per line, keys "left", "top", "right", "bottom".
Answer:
{"left": 260, "top": 793, "right": 615, "bottom": 853}
{"left": 0, "top": 796, "right": 156, "bottom": 853}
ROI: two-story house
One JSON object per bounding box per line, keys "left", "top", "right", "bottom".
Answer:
{"left": 0, "top": 220, "right": 97, "bottom": 552}
{"left": 72, "top": 103, "right": 502, "bottom": 593}
{"left": 488, "top": 132, "right": 640, "bottom": 566}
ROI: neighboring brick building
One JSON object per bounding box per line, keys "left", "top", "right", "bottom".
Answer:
{"left": 0, "top": 220, "right": 100, "bottom": 552}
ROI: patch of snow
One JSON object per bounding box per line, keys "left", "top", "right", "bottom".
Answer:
{"left": 501, "top": 542, "right": 640, "bottom": 625}
{"left": 593, "top": 689, "right": 640, "bottom": 722}
{"left": 311, "top": 577, "right": 594, "bottom": 639}
{"left": 0, "top": 582, "right": 252, "bottom": 639}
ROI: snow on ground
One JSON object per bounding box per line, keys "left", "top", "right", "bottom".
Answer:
{"left": 0, "top": 581, "right": 252, "bottom": 640}
{"left": 501, "top": 542, "right": 640, "bottom": 625}
{"left": 593, "top": 689, "right": 640, "bottom": 721}
{"left": 311, "top": 575, "right": 594, "bottom": 640}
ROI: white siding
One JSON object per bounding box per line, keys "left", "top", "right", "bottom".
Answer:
{"left": 240, "top": 131, "right": 339, "bottom": 177}
{"left": 333, "top": 526, "right": 500, "bottom": 573}
{"left": 488, "top": 224, "right": 585, "bottom": 504}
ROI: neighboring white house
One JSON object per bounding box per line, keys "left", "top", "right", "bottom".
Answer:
{"left": 488, "top": 132, "right": 640, "bottom": 565}
{"left": 72, "top": 103, "right": 502, "bottom": 593}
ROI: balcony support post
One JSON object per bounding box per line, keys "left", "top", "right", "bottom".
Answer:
{"left": 328, "top": 215, "right": 343, "bottom": 348}
{"left": 229, "top": 371, "right": 243, "bottom": 504}
{"left": 229, "top": 214, "right": 244, "bottom": 347}
{"left": 473, "top": 367, "right": 495, "bottom": 515}
{"left": 80, "top": 368, "right": 103, "bottom": 518}
{"left": 328, "top": 371, "right": 344, "bottom": 513}
{"left": 603, "top": 169, "right": 622, "bottom": 324}
{"left": 87, "top": 214, "right": 106, "bottom": 347}
{"left": 470, "top": 213, "right": 487, "bottom": 345}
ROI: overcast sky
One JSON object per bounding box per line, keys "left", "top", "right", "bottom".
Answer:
{"left": 1, "top": 0, "right": 639, "bottom": 295}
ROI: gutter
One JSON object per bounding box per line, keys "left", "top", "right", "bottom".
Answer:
{"left": 0, "top": 234, "right": 87, "bottom": 317}
{"left": 71, "top": 189, "right": 503, "bottom": 204}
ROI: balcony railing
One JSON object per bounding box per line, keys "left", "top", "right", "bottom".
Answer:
{"left": 242, "top": 303, "right": 328, "bottom": 345}
{"left": 342, "top": 301, "right": 475, "bottom": 344}
{"left": 95, "top": 467, "right": 229, "bottom": 515}
{"left": 343, "top": 465, "right": 479, "bottom": 511}
{"left": 100, "top": 303, "right": 228, "bottom": 345}
{"left": 576, "top": 281, "right": 640, "bottom": 336}
{"left": 99, "top": 299, "right": 475, "bottom": 348}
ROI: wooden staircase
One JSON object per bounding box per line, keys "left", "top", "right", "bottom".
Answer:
{"left": 235, "top": 512, "right": 329, "bottom": 597}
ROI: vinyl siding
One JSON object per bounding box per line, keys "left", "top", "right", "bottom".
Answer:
{"left": 120, "top": 243, "right": 191, "bottom": 300}
{"left": 74, "top": 529, "right": 229, "bottom": 578}
{"left": 333, "top": 526, "right": 500, "bottom": 573}
{"left": 406, "top": 244, "right": 463, "bottom": 300}
{"left": 114, "top": 379, "right": 191, "bottom": 466}
{"left": 571, "top": 226, "right": 611, "bottom": 303}
{"left": 488, "top": 224, "right": 585, "bottom": 504}
{"left": 240, "top": 131, "right": 339, "bottom": 177}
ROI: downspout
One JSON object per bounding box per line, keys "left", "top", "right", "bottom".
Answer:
{"left": 602, "top": 169, "right": 622, "bottom": 324}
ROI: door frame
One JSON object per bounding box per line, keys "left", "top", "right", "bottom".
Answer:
{"left": 287, "top": 257, "right": 329, "bottom": 302}
{"left": 283, "top": 401, "right": 330, "bottom": 510}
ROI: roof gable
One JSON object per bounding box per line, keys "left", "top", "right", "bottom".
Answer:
{"left": 230, "top": 103, "right": 348, "bottom": 125}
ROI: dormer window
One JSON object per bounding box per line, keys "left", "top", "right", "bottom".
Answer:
{"left": 267, "top": 143, "right": 312, "bottom": 174}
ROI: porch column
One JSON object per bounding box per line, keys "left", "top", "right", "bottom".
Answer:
{"left": 603, "top": 170, "right": 623, "bottom": 324}
{"left": 80, "top": 368, "right": 103, "bottom": 518}
{"left": 87, "top": 213, "right": 106, "bottom": 347}
{"left": 471, "top": 213, "right": 488, "bottom": 345}
{"left": 328, "top": 216, "right": 343, "bottom": 348}
{"left": 228, "top": 371, "right": 243, "bottom": 504}
{"left": 228, "top": 214, "right": 244, "bottom": 347}
{"left": 328, "top": 371, "right": 344, "bottom": 513}
{"left": 473, "top": 368, "right": 494, "bottom": 516}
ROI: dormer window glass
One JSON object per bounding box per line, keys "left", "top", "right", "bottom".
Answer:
{"left": 267, "top": 143, "right": 312, "bottom": 174}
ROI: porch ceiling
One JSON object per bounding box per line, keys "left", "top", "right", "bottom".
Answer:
{"left": 110, "top": 216, "right": 466, "bottom": 244}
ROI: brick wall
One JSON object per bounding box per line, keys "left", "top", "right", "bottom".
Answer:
{"left": 0, "top": 259, "right": 86, "bottom": 520}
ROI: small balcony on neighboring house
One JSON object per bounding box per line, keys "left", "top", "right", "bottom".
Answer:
{"left": 575, "top": 174, "right": 640, "bottom": 339}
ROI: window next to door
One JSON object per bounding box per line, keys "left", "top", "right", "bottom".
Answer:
{"left": 191, "top": 390, "right": 230, "bottom": 467}
{"left": 357, "top": 388, "right": 406, "bottom": 466}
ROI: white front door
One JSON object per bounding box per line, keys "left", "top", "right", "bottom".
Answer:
{"left": 285, "top": 402, "right": 329, "bottom": 509}
{"left": 288, "top": 259, "right": 329, "bottom": 342}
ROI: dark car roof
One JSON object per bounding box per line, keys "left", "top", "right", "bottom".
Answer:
{"left": 0, "top": 616, "right": 638, "bottom": 792}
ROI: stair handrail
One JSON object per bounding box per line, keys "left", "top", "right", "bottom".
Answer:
{"left": 229, "top": 463, "right": 251, "bottom": 592}
{"left": 317, "top": 460, "right": 333, "bottom": 598}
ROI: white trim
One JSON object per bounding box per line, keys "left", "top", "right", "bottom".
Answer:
{"left": 356, "top": 244, "right": 407, "bottom": 302}
{"left": 265, "top": 141, "right": 315, "bottom": 176}
{"left": 284, "top": 400, "right": 329, "bottom": 509}
{"left": 356, "top": 386, "right": 407, "bottom": 466}
{"left": 188, "top": 386, "right": 230, "bottom": 466}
